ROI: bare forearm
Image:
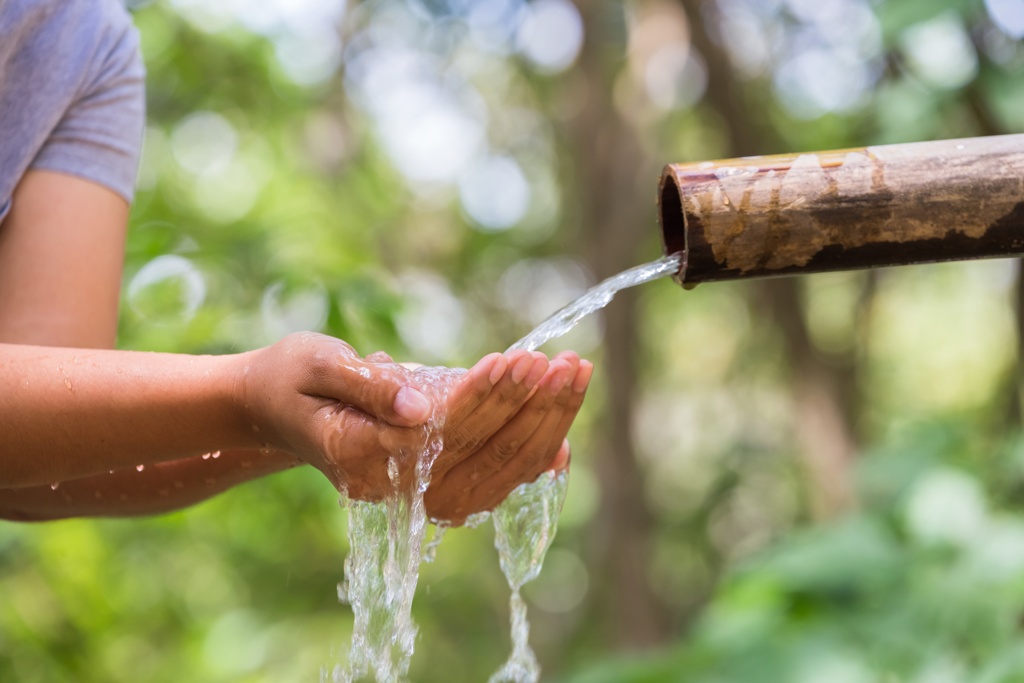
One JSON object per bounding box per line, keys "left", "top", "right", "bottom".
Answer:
{"left": 0, "top": 343, "right": 256, "bottom": 487}
{"left": 0, "top": 449, "right": 302, "bottom": 521}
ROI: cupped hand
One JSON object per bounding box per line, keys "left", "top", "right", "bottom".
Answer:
{"left": 424, "top": 349, "right": 591, "bottom": 523}
{"left": 238, "top": 334, "right": 593, "bottom": 524}
{"left": 234, "top": 332, "right": 436, "bottom": 481}
{"left": 360, "top": 349, "right": 593, "bottom": 524}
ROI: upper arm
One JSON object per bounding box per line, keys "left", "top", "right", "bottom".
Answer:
{"left": 0, "top": 169, "right": 128, "bottom": 349}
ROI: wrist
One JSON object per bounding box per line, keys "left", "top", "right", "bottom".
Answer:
{"left": 217, "top": 349, "right": 266, "bottom": 450}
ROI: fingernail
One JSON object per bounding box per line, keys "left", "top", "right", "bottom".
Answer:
{"left": 573, "top": 361, "right": 594, "bottom": 393}
{"left": 548, "top": 369, "right": 570, "bottom": 394}
{"left": 510, "top": 355, "right": 532, "bottom": 384}
{"left": 488, "top": 355, "right": 507, "bottom": 385}
{"left": 524, "top": 359, "right": 548, "bottom": 389}
{"left": 394, "top": 387, "right": 431, "bottom": 423}
{"left": 551, "top": 440, "right": 570, "bottom": 470}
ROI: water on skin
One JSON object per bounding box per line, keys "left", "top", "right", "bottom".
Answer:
{"left": 330, "top": 252, "right": 682, "bottom": 683}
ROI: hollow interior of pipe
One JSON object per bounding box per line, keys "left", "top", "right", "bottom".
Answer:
{"left": 659, "top": 177, "right": 686, "bottom": 257}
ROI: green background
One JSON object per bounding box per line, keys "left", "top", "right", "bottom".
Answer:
{"left": 5, "top": 0, "right": 1024, "bottom": 680}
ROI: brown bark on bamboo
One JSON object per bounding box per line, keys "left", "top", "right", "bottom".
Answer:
{"left": 659, "top": 134, "right": 1024, "bottom": 285}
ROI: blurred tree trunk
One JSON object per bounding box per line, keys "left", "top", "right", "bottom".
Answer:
{"left": 963, "top": 47, "right": 1024, "bottom": 429}
{"left": 681, "top": 0, "right": 861, "bottom": 518}
{"left": 563, "top": 0, "right": 670, "bottom": 649}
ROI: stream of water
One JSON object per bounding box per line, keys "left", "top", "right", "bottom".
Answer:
{"left": 328, "top": 252, "right": 683, "bottom": 683}
{"left": 326, "top": 367, "right": 463, "bottom": 683}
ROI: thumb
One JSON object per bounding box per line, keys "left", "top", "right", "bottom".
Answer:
{"left": 311, "top": 354, "right": 433, "bottom": 427}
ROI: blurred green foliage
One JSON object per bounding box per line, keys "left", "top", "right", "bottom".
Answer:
{"left": 4, "top": 0, "right": 1024, "bottom": 681}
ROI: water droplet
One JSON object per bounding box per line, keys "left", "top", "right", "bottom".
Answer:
{"left": 50, "top": 482, "right": 59, "bottom": 490}
{"left": 259, "top": 447, "right": 271, "bottom": 455}
{"left": 464, "top": 511, "right": 491, "bottom": 528}
{"left": 211, "top": 450, "right": 221, "bottom": 459}
{"left": 202, "top": 452, "right": 211, "bottom": 460}
{"left": 423, "top": 523, "right": 448, "bottom": 563}
{"left": 136, "top": 464, "right": 145, "bottom": 472}
{"left": 63, "top": 378, "right": 72, "bottom": 390}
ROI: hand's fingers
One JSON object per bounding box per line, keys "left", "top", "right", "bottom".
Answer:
{"left": 462, "top": 361, "right": 578, "bottom": 513}
{"left": 307, "top": 349, "right": 435, "bottom": 428}
{"left": 438, "top": 358, "right": 573, "bottom": 493}
{"left": 446, "top": 350, "right": 530, "bottom": 424}
{"left": 500, "top": 356, "right": 588, "bottom": 480}
{"left": 550, "top": 439, "right": 570, "bottom": 472}
{"left": 540, "top": 359, "right": 592, "bottom": 471}
{"left": 434, "top": 351, "right": 548, "bottom": 471}
{"left": 365, "top": 351, "right": 394, "bottom": 363}
{"left": 445, "top": 352, "right": 507, "bottom": 415}
{"left": 426, "top": 360, "right": 574, "bottom": 521}
{"left": 552, "top": 349, "right": 581, "bottom": 367}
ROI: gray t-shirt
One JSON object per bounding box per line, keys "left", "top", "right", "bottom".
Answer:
{"left": 0, "top": 0, "right": 145, "bottom": 222}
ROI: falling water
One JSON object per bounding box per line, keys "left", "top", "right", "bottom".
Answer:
{"left": 487, "top": 471, "right": 568, "bottom": 683}
{"left": 485, "top": 251, "right": 683, "bottom": 683}
{"left": 326, "top": 366, "right": 463, "bottom": 683}
{"left": 507, "top": 252, "right": 683, "bottom": 353}
{"left": 329, "top": 252, "right": 683, "bottom": 683}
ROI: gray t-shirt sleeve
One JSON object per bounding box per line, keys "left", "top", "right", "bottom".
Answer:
{"left": 0, "top": 0, "right": 145, "bottom": 222}
{"left": 31, "top": 9, "right": 146, "bottom": 204}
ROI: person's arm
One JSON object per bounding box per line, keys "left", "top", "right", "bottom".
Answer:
{"left": 0, "top": 345, "right": 591, "bottom": 523}
{"left": 0, "top": 334, "right": 438, "bottom": 489}
{"left": 0, "top": 170, "right": 126, "bottom": 349}
{"left": 0, "top": 171, "right": 595, "bottom": 522}
{"left": 0, "top": 170, "right": 311, "bottom": 516}
{"left": 0, "top": 449, "right": 300, "bottom": 521}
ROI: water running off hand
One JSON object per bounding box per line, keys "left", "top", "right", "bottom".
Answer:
{"left": 327, "top": 366, "right": 463, "bottom": 683}
{"left": 485, "top": 251, "right": 683, "bottom": 683}
{"left": 328, "top": 252, "right": 682, "bottom": 683}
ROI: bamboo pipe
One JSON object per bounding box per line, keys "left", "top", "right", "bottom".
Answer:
{"left": 658, "top": 134, "right": 1024, "bottom": 285}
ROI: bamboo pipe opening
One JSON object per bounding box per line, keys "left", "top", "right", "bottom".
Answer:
{"left": 658, "top": 174, "right": 687, "bottom": 283}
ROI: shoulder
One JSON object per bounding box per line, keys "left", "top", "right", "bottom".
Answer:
{"left": 0, "top": 0, "right": 145, "bottom": 212}
{"left": 0, "top": 0, "right": 140, "bottom": 73}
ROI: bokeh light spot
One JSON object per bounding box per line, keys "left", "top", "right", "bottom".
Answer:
{"left": 515, "top": 0, "right": 584, "bottom": 74}
{"left": 459, "top": 155, "right": 531, "bottom": 231}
